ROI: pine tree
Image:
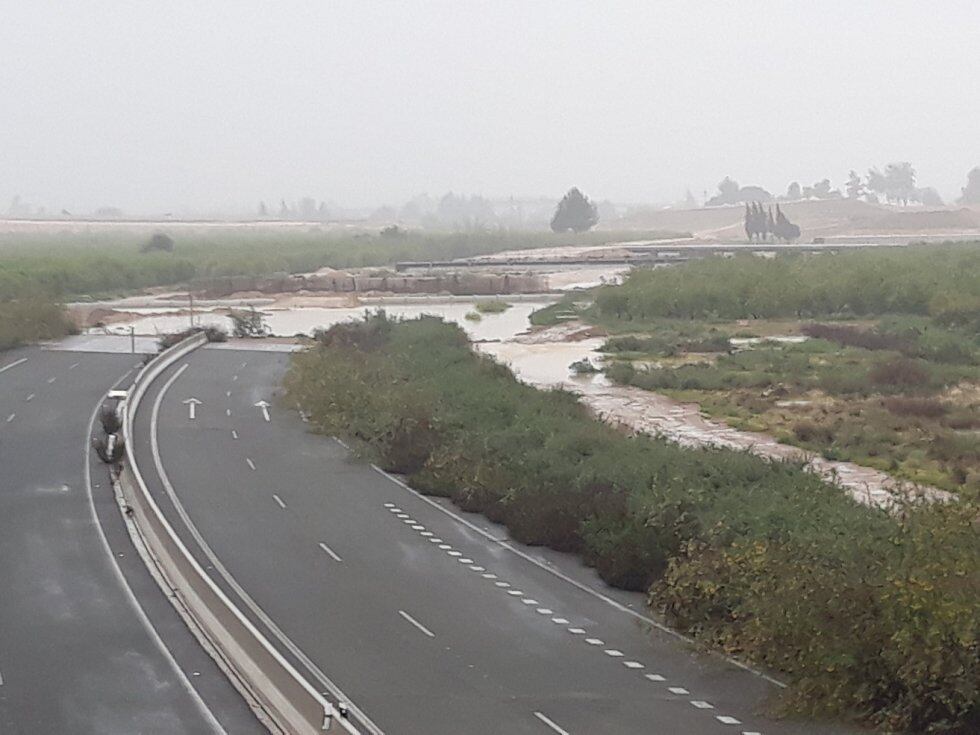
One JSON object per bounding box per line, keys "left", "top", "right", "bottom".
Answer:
{"left": 550, "top": 188, "right": 599, "bottom": 233}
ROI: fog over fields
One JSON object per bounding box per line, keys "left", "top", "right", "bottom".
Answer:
{"left": 2, "top": 1, "right": 979, "bottom": 214}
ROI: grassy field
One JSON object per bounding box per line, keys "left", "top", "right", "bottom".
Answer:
{"left": 553, "top": 243, "right": 980, "bottom": 496}
{"left": 0, "top": 228, "right": 681, "bottom": 301}
{"left": 285, "top": 314, "right": 978, "bottom": 734}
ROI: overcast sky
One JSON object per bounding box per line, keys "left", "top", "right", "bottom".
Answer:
{"left": 2, "top": 1, "right": 978, "bottom": 214}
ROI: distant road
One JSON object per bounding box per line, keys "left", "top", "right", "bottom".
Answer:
{"left": 133, "top": 346, "right": 859, "bottom": 735}
{"left": 0, "top": 345, "right": 262, "bottom": 734}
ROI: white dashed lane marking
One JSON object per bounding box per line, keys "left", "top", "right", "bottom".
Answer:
{"left": 6, "top": 413, "right": 14, "bottom": 423}
{"left": 246, "top": 458, "right": 256, "bottom": 470}
{"left": 47, "top": 377, "right": 56, "bottom": 384}
{"left": 533, "top": 711, "right": 570, "bottom": 735}
{"left": 0, "top": 358, "right": 28, "bottom": 374}
{"left": 384, "top": 500, "right": 762, "bottom": 735}
{"left": 272, "top": 494, "right": 286, "bottom": 509}
{"left": 25, "top": 393, "right": 34, "bottom": 402}
{"left": 318, "top": 542, "right": 342, "bottom": 562}
{"left": 398, "top": 609, "right": 435, "bottom": 638}
{"left": 69, "top": 362, "right": 79, "bottom": 370}
{"left": 231, "top": 430, "right": 239, "bottom": 440}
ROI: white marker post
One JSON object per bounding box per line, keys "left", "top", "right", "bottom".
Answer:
{"left": 254, "top": 400, "right": 271, "bottom": 422}
{"left": 182, "top": 397, "right": 202, "bottom": 420}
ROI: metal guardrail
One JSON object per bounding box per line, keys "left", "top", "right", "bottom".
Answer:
{"left": 119, "top": 333, "right": 356, "bottom": 734}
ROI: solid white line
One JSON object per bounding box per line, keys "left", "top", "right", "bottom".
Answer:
{"left": 246, "top": 458, "right": 256, "bottom": 470}
{"left": 368, "top": 462, "right": 786, "bottom": 688}
{"left": 148, "top": 367, "right": 383, "bottom": 734}
{"left": 6, "top": 413, "right": 14, "bottom": 423}
{"left": 318, "top": 542, "right": 343, "bottom": 562}
{"left": 272, "top": 494, "right": 286, "bottom": 509}
{"left": 25, "top": 393, "right": 34, "bottom": 402}
{"left": 0, "top": 358, "right": 27, "bottom": 374}
{"left": 398, "top": 610, "right": 435, "bottom": 638}
{"left": 533, "top": 711, "right": 570, "bottom": 735}
{"left": 83, "top": 368, "right": 224, "bottom": 733}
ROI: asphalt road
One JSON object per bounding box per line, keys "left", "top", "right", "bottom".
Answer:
{"left": 0, "top": 346, "right": 263, "bottom": 735}
{"left": 133, "top": 345, "right": 860, "bottom": 735}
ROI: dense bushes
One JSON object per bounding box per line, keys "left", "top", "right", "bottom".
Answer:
{"left": 285, "top": 314, "right": 978, "bottom": 732}
{"left": 594, "top": 242, "right": 980, "bottom": 323}
{"left": 0, "top": 298, "right": 76, "bottom": 351}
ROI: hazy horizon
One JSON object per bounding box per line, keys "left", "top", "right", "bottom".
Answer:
{"left": 2, "top": 1, "right": 979, "bottom": 215}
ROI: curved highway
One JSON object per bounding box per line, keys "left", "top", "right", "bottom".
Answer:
{"left": 132, "top": 344, "right": 857, "bottom": 735}
{"left": 0, "top": 345, "right": 262, "bottom": 734}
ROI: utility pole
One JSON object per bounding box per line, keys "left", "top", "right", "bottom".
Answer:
{"left": 130, "top": 326, "right": 135, "bottom": 354}
{"left": 189, "top": 291, "right": 195, "bottom": 328}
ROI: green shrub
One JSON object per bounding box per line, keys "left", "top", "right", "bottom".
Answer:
{"left": 0, "top": 298, "right": 75, "bottom": 351}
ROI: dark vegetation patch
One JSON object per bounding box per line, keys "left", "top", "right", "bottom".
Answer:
{"left": 0, "top": 298, "right": 76, "bottom": 351}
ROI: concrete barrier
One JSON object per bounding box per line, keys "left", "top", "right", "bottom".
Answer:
{"left": 119, "top": 333, "right": 356, "bottom": 734}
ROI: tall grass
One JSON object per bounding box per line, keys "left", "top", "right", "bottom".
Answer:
{"left": 0, "top": 228, "right": 680, "bottom": 301}
{"left": 593, "top": 242, "right": 980, "bottom": 326}
{"left": 285, "top": 314, "right": 978, "bottom": 733}
{"left": 0, "top": 298, "right": 76, "bottom": 351}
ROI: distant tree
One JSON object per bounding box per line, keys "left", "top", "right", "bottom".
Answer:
{"left": 866, "top": 167, "right": 888, "bottom": 200}
{"left": 917, "top": 187, "right": 944, "bottom": 207}
{"left": 957, "top": 167, "right": 980, "bottom": 204}
{"left": 845, "top": 170, "right": 865, "bottom": 199}
{"left": 380, "top": 224, "right": 406, "bottom": 238}
{"left": 550, "top": 187, "right": 599, "bottom": 233}
{"left": 706, "top": 178, "right": 771, "bottom": 206}
{"left": 717, "top": 176, "right": 740, "bottom": 200}
{"left": 801, "top": 179, "right": 840, "bottom": 200}
{"left": 279, "top": 199, "right": 290, "bottom": 219}
{"left": 786, "top": 181, "right": 802, "bottom": 200}
{"left": 684, "top": 189, "right": 698, "bottom": 209}
{"left": 884, "top": 162, "right": 917, "bottom": 205}
{"left": 140, "top": 232, "right": 174, "bottom": 253}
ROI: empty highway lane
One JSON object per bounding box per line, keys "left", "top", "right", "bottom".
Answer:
{"left": 0, "top": 346, "right": 262, "bottom": 735}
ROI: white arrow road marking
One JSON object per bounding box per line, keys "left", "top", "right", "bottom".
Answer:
{"left": 398, "top": 610, "right": 435, "bottom": 638}
{"left": 254, "top": 400, "right": 271, "bottom": 422}
{"left": 533, "top": 712, "right": 570, "bottom": 734}
{"left": 181, "top": 397, "right": 202, "bottom": 420}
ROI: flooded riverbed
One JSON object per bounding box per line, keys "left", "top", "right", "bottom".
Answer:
{"left": 97, "top": 291, "right": 940, "bottom": 508}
